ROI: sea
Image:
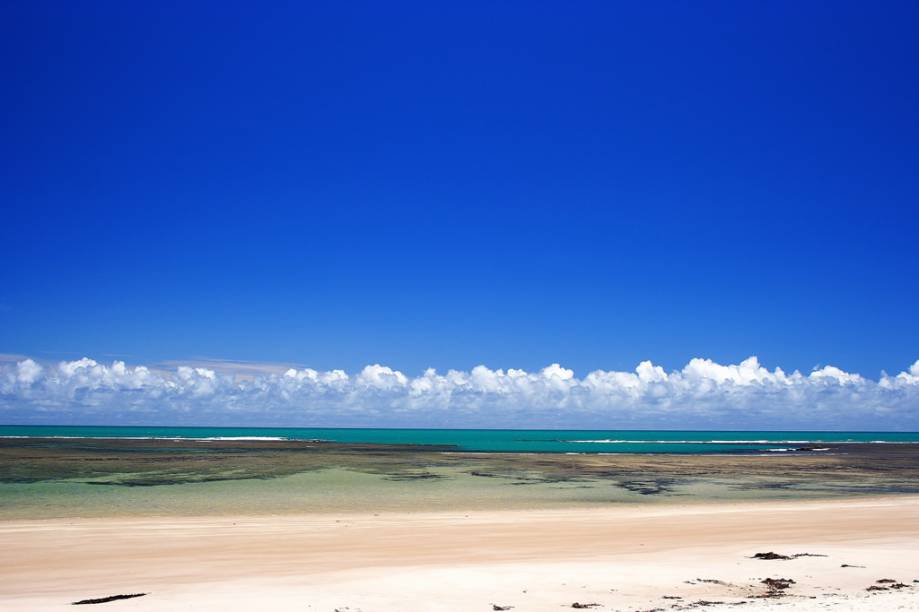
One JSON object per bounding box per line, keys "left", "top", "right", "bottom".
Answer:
{"left": 2, "top": 425, "right": 917, "bottom": 454}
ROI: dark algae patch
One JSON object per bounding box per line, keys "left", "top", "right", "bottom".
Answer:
{"left": 617, "top": 479, "right": 678, "bottom": 495}
{"left": 382, "top": 472, "right": 444, "bottom": 481}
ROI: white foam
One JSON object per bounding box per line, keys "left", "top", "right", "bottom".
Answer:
{"left": 196, "top": 436, "right": 289, "bottom": 441}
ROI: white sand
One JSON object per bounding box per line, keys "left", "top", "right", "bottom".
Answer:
{"left": 2, "top": 496, "right": 918, "bottom": 611}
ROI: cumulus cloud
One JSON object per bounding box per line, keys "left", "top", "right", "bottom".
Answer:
{"left": 1, "top": 356, "right": 918, "bottom": 429}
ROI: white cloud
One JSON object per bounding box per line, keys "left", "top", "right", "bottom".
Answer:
{"left": 809, "top": 365, "right": 864, "bottom": 385}
{"left": 16, "top": 359, "right": 42, "bottom": 385}
{"left": 1, "top": 356, "right": 918, "bottom": 429}
{"left": 357, "top": 364, "right": 408, "bottom": 389}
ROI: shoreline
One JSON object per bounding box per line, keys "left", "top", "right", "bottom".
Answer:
{"left": 2, "top": 496, "right": 918, "bottom": 610}
{"left": 2, "top": 494, "right": 917, "bottom": 536}
{"left": 1, "top": 490, "right": 916, "bottom": 523}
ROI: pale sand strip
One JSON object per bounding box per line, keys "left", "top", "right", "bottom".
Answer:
{"left": 1, "top": 496, "right": 918, "bottom": 610}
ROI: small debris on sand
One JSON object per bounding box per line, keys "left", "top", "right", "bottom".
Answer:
{"left": 492, "top": 605, "right": 514, "bottom": 611}
{"left": 696, "top": 578, "right": 732, "bottom": 586}
{"left": 752, "top": 552, "right": 791, "bottom": 560}
{"left": 756, "top": 578, "right": 796, "bottom": 598}
{"left": 841, "top": 564, "right": 865, "bottom": 568}
{"left": 571, "top": 603, "right": 601, "bottom": 609}
{"left": 873, "top": 580, "right": 910, "bottom": 589}
{"left": 751, "top": 552, "right": 826, "bottom": 560}
{"left": 72, "top": 594, "right": 148, "bottom": 605}
{"left": 762, "top": 578, "right": 795, "bottom": 591}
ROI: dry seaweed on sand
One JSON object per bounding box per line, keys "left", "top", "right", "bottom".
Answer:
{"left": 696, "top": 578, "right": 732, "bottom": 586}
{"left": 752, "top": 552, "right": 790, "bottom": 560}
{"left": 751, "top": 551, "right": 825, "bottom": 560}
{"left": 873, "top": 579, "right": 910, "bottom": 589}
{"left": 72, "top": 593, "right": 147, "bottom": 605}
{"left": 761, "top": 578, "right": 795, "bottom": 591}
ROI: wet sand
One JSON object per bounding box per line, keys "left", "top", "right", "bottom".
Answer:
{"left": 1, "top": 496, "right": 918, "bottom": 610}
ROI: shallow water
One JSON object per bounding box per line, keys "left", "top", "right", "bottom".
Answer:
{"left": 2, "top": 436, "right": 919, "bottom": 518}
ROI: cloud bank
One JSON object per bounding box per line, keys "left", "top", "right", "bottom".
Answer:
{"left": 2, "top": 356, "right": 918, "bottom": 429}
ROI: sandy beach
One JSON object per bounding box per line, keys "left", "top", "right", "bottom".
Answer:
{"left": 2, "top": 496, "right": 918, "bottom": 611}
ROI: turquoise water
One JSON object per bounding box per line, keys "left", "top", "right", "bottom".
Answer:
{"left": 2, "top": 426, "right": 918, "bottom": 453}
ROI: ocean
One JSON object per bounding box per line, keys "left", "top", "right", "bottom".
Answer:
{"left": 2, "top": 425, "right": 918, "bottom": 454}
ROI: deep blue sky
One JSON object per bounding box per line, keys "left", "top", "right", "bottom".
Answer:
{"left": 2, "top": 1, "right": 917, "bottom": 377}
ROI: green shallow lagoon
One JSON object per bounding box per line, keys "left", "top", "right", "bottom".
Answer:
{"left": 2, "top": 436, "right": 919, "bottom": 519}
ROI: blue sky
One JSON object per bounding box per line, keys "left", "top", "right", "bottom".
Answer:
{"left": 2, "top": 1, "right": 918, "bottom": 426}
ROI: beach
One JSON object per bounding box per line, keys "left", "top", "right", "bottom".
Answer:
{"left": 2, "top": 496, "right": 918, "bottom": 610}
{"left": 2, "top": 435, "right": 919, "bottom": 610}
